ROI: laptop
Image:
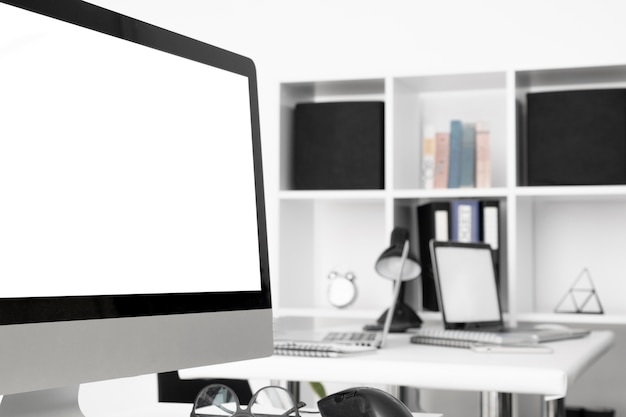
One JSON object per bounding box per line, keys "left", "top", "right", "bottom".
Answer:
{"left": 272, "top": 316, "right": 383, "bottom": 351}
{"left": 429, "top": 240, "right": 590, "bottom": 343}
{"left": 273, "top": 270, "right": 405, "bottom": 350}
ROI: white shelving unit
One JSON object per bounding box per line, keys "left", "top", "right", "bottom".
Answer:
{"left": 276, "top": 64, "right": 626, "bottom": 326}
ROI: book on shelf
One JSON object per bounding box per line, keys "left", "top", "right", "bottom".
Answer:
{"left": 273, "top": 341, "right": 377, "bottom": 358}
{"left": 447, "top": 120, "right": 462, "bottom": 188}
{"left": 451, "top": 199, "right": 480, "bottom": 242}
{"left": 480, "top": 200, "right": 500, "bottom": 282}
{"left": 459, "top": 122, "right": 476, "bottom": 188}
{"left": 451, "top": 199, "right": 501, "bottom": 279}
{"left": 421, "top": 126, "right": 436, "bottom": 189}
{"left": 417, "top": 201, "right": 451, "bottom": 311}
{"left": 417, "top": 199, "right": 502, "bottom": 311}
{"left": 433, "top": 132, "right": 450, "bottom": 189}
{"left": 475, "top": 122, "right": 491, "bottom": 188}
{"left": 424, "top": 119, "right": 491, "bottom": 189}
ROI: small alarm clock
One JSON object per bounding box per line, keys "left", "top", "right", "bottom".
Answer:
{"left": 327, "top": 271, "right": 357, "bottom": 308}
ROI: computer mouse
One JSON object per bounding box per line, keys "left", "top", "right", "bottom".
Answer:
{"left": 317, "top": 387, "right": 413, "bottom": 417}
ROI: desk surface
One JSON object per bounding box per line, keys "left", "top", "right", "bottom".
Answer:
{"left": 182, "top": 330, "right": 614, "bottom": 398}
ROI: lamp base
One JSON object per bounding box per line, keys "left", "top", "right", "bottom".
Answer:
{"left": 363, "top": 301, "right": 422, "bottom": 333}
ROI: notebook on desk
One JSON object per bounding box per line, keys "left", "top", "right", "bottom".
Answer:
{"left": 428, "top": 240, "right": 590, "bottom": 343}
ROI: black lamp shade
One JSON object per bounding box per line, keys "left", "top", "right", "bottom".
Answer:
{"left": 375, "top": 228, "right": 421, "bottom": 280}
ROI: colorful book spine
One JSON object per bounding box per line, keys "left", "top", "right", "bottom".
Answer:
{"left": 448, "top": 120, "right": 462, "bottom": 188}
{"left": 423, "top": 119, "right": 491, "bottom": 189}
{"left": 460, "top": 122, "right": 476, "bottom": 188}
{"left": 433, "top": 132, "right": 450, "bottom": 189}
{"left": 421, "top": 126, "right": 436, "bottom": 189}
{"left": 475, "top": 122, "right": 491, "bottom": 188}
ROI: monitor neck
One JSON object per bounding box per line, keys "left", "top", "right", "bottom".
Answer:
{"left": 1, "top": 386, "right": 83, "bottom": 417}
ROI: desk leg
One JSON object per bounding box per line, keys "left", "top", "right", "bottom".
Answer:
{"left": 543, "top": 397, "right": 565, "bottom": 417}
{"left": 286, "top": 381, "right": 301, "bottom": 403}
{"left": 480, "top": 392, "right": 512, "bottom": 417}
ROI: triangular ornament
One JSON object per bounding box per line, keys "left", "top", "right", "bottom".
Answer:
{"left": 554, "top": 268, "right": 604, "bottom": 314}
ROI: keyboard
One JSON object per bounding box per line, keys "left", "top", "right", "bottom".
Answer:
{"left": 322, "top": 331, "right": 381, "bottom": 346}
{"left": 274, "top": 340, "right": 377, "bottom": 357}
{"left": 410, "top": 327, "right": 534, "bottom": 345}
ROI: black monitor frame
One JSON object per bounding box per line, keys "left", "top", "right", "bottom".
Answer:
{"left": 0, "top": 0, "right": 271, "bottom": 325}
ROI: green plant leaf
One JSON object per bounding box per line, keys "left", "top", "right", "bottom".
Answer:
{"left": 309, "top": 381, "right": 326, "bottom": 399}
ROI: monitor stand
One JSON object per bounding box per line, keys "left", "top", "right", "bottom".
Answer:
{"left": 1, "top": 386, "right": 83, "bottom": 417}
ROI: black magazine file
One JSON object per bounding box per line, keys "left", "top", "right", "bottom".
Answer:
{"left": 525, "top": 89, "right": 626, "bottom": 186}
{"left": 293, "top": 101, "right": 384, "bottom": 190}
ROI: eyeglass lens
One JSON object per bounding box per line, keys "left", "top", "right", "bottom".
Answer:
{"left": 194, "top": 384, "right": 240, "bottom": 416}
{"left": 193, "top": 384, "right": 303, "bottom": 417}
{"left": 250, "top": 386, "right": 301, "bottom": 416}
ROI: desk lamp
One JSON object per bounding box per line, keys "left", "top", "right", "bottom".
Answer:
{"left": 365, "top": 227, "right": 422, "bottom": 335}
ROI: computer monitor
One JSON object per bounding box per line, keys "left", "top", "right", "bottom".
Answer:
{"left": 0, "top": 1, "right": 273, "bottom": 416}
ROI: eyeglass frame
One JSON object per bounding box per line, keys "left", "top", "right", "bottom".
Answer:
{"left": 190, "top": 383, "right": 306, "bottom": 417}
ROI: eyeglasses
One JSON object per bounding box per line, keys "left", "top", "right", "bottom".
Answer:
{"left": 191, "top": 384, "right": 307, "bottom": 417}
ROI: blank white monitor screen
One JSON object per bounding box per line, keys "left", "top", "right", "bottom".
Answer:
{"left": 1, "top": 4, "right": 259, "bottom": 299}
{"left": 0, "top": 0, "right": 273, "bottom": 409}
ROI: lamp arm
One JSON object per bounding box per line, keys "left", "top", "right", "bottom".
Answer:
{"left": 380, "top": 240, "right": 410, "bottom": 348}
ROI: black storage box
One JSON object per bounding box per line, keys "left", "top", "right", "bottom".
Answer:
{"left": 525, "top": 89, "right": 626, "bottom": 186}
{"left": 293, "top": 101, "right": 384, "bottom": 190}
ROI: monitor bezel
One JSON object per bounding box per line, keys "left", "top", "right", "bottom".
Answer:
{"left": 0, "top": 0, "right": 272, "bottom": 325}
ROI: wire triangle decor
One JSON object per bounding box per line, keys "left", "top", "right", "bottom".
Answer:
{"left": 554, "top": 268, "right": 604, "bottom": 314}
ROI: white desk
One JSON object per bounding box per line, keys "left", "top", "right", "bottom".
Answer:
{"left": 181, "top": 330, "right": 614, "bottom": 417}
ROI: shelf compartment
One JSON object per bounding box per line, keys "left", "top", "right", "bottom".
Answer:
{"left": 277, "top": 199, "right": 391, "bottom": 312}
{"left": 515, "top": 197, "right": 626, "bottom": 316}
{"left": 392, "top": 72, "right": 508, "bottom": 190}
{"left": 279, "top": 79, "right": 385, "bottom": 192}
{"left": 515, "top": 66, "right": 626, "bottom": 188}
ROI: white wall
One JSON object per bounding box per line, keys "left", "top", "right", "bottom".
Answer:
{"left": 85, "top": 1, "right": 626, "bottom": 415}
{"left": 90, "top": 0, "right": 626, "bottom": 272}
